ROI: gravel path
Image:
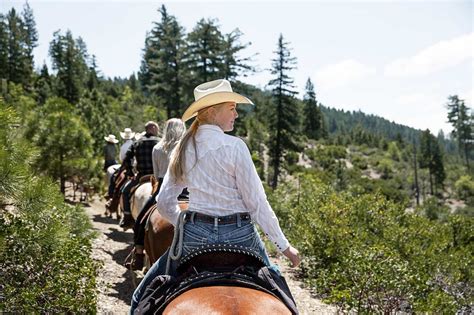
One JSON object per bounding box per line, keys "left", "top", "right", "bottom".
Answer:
{"left": 83, "top": 195, "right": 337, "bottom": 314}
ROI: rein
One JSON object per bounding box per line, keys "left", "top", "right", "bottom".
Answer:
{"left": 166, "top": 211, "right": 187, "bottom": 274}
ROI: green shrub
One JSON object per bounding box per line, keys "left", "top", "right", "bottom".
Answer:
{"left": 455, "top": 175, "right": 474, "bottom": 205}
{"left": 0, "top": 104, "right": 98, "bottom": 312}
{"left": 351, "top": 154, "right": 368, "bottom": 170}
{"left": 270, "top": 174, "right": 473, "bottom": 312}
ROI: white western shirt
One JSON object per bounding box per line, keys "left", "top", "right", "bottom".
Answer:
{"left": 152, "top": 142, "right": 170, "bottom": 180}
{"left": 156, "top": 124, "right": 290, "bottom": 252}
{"left": 119, "top": 140, "right": 133, "bottom": 163}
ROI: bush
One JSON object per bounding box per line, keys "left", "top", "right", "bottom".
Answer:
{"left": 0, "top": 104, "right": 98, "bottom": 312}
{"left": 270, "top": 174, "right": 473, "bottom": 312}
{"left": 455, "top": 175, "right": 474, "bottom": 205}
{"left": 306, "top": 145, "right": 347, "bottom": 169}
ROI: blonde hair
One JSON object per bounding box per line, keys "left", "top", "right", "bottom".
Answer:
{"left": 169, "top": 102, "right": 227, "bottom": 183}
{"left": 159, "top": 118, "right": 186, "bottom": 153}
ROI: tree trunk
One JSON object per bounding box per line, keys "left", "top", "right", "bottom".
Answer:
{"left": 413, "top": 142, "right": 420, "bottom": 206}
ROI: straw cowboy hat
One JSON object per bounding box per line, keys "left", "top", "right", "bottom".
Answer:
{"left": 182, "top": 79, "right": 254, "bottom": 122}
{"left": 120, "top": 128, "right": 135, "bottom": 140}
{"left": 104, "top": 134, "right": 119, "bottom": 143}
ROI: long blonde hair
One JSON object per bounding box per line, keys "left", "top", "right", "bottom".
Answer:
{"left": 169, "top": 103, "right": 226, "bottom": 183}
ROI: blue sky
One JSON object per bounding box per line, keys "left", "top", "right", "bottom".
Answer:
{"left": 2, "top": 0, "right": 472, "bottom": 134}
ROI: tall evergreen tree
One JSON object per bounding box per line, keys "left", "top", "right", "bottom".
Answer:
{"left": 140, "top": 5, "right": 186, "bottom": 118}
{"left": 186, "top": 18, "right": 224, "bottom": 83}
{"left": 447, "top": 95, "right": 473, "bottom": 169}
{"left": 77, "top": 89, "right": 113, "bottom": 155}
{"left": 268, "top": 34, "right": 299, "bottom": 189}
{"left": 49, "top": 30, "right": 89, "bottom": 104}
{"left": 303, "top": 77, "right": 326, "bottom": 140}
{"left": 20, "top": 2, "right": 38, "bottom": 88}
{"left": 0, "top": 14, "right": 9, "bottom": 81}
{"left": 35, "top": 63, "right": 52, "bottom": 104}
{"left": 1, "top": 6, "right": 37, "bottom": 88}
{"left": 86, "top": 55, "right": 100, "bottom": 91}
{"left": 30, "top": 97, "right": 93, "bottom": 193}
{"left": 6, "top": 9, "right": 26, "bottom": 85}
{"left": 419, "top": 129, "right": 445, "bottom": 195}
{"left": 221, "top": 28, "right": 254, "bottom": 80}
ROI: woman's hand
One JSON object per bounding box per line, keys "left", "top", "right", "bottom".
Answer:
{"left": 282, "top": 245, "right": 301, "bottom": 267}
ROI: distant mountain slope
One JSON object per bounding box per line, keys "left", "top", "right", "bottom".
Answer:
{"left": 320, "top": 105, "right": 421, "bottom": 142}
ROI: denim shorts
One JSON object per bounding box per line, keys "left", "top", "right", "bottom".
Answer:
{"left": 181, "top": 214, "right": 262, "bottom": 258}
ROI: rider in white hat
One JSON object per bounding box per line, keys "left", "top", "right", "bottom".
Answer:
{"left": 103, "top": 134, "right": 118, "bottom": 171}
{"left": 119, "top": 128, "right": 135, "bottom": 163}
{"left": 131, "top": 79, "right": 301, "bottom": 311}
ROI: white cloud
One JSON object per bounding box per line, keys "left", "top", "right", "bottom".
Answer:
{"left": 314, "top": 59, "right": 376, "bottom": 89}
{"left": 384, "top": 33, "right": 474, "bottom": 77}
{"left": 391, "top": 92, "right": 452, "bottom": 133}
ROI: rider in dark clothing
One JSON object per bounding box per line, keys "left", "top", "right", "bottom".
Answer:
{"left": 125, "top": 118, "right": 187, "bottom": 270}
{"left": 119, "top": 121, "right": 159, "bottom": 228}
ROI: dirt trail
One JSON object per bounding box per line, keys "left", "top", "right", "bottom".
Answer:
{"left": 83, "top": 195, "right": 338, "bottom": 314}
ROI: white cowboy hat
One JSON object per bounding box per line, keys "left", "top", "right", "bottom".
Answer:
{"left": 104, "top": 134, "right": 119, "bottom": 143}
{"left": 181, "top": 79, "right": 254, "bottom": 122}
{"left": 120, "top": 128, "right": 135, "bottom": 140}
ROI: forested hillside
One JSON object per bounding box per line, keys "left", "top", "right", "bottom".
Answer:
{"left": 1, "top": 3, "right": 473, "bottom": 313}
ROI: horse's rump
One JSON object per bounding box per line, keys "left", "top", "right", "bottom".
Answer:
{"left": 131, "top": 181, "right": 153, "bottom": 220}
{"left": 136, "top": 245, "right": 297, "bottom": 314}
{"left": 106, "top": 168, "right": 127, "bottom": 216}
{"left": 164, "top": 286, "right": 291, "bottom": 315}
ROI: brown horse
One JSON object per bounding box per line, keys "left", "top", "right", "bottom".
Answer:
{"left": 144, "top": 201, "right": 187, "bottom": 264}
{"left": 105, "top": 168, "right": 127, "bottom": 219}
{"left": 163, "top": 286, "right": 291, "bottom": 314}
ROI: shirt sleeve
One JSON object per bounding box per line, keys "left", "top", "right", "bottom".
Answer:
{"left": 233, "top": 139, "right": 290, "bottom": 252}
{"left": 156, "top": 169, "right": 186, "bottom": 226}
{"left": 123, "top": 143, "right": 135, "bottom": 175}
{"left": 119, "top": 142, "right": 128, "bottom": 163}
{"left": 152, "top": 145, "right": 160, "bottom": 180}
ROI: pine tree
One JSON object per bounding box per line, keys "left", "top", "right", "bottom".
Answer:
{"left": 303, "top": 77, "right": 326, "bottom": 140}
{"left": 447, "top": 95, "right": 473, "bottom": 169}
{"left": 30, "top": 97, "right": 93, "bottom": 193}
{"left": 86, "top": 55, "right": 100, "bottom": 91}
{"left": 20, "top": 2, "right": 38, "bottom": 89}
{"left": 221, "top": 29, "right": 254, "bottom": 80}
{"left": 419, "top": 129, "right": 445, "bottom": 195}
{"left": 77, "top": 89, "right": 113, "bottom": 156}
{"left": 49, "top": 30, "right": 89, "bottom": 104}
{"left": 1, "top": 6, "right": 37, "bottom": 88}
{"left": 186, "top": 18, "right": 224, "bottom": 83}
{"left": 268, "top": 34, "right": 299, "bottom": 189}
{"left": 35, "top": 63, "right": 52, "bottom": 104}
{"left": 0, "top": 14, "right": 9, "bottom": 81}
{"left": 6, "top": 9, "right": 26, "bottom": 85}
{"left": 140, "top": 5, "right": 186, "bottom": 118}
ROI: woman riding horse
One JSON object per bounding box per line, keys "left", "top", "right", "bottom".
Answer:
{"left": 130, "top": 79, "right": 301, "bottom": 313}
{"left": 126, "top": 118, "right": 186, "bottom": 270}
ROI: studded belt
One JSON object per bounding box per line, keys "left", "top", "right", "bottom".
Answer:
{"left": 185, "top": 212, "right": 251, "bottom": 225}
